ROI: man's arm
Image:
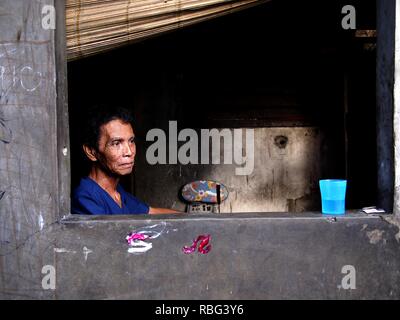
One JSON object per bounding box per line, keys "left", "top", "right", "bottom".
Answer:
{"left": 148, "top": 207, "right": 183, "bottom": 214}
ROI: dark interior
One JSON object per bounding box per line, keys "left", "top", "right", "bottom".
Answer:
{"left": 68, "top": 0, "right": 377, "bottom": 211}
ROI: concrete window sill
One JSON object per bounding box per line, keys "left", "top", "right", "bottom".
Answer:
{"left": 60, "top": 210, "right": 390, "bottom": 224}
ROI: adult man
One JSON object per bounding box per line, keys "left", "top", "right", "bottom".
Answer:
{"left": 72, "top": 107, "right": 180, "bottom": 215}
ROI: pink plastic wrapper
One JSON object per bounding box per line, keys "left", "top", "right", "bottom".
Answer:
{"left": 182, "top": 234, "right": 211, "bottom": 254}
{"left": 126, "top": 233, "right": 149, "bottom": 246}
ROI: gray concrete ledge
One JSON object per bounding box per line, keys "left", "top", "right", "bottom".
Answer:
{"left": 61, "top": 210, "right": 386, "bottom": 224}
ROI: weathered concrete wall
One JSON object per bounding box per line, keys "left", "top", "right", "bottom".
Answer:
{"left": 0, "top": 0, "right": 59, "bottom": 299}
{"left": 2, "top": 213, "right": 399, "bottom": 300}
{"left": 56, "top": 213, "right": 400, "bottom": 299}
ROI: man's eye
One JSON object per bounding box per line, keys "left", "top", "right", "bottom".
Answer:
{"left": 112, "top": 141, "right": 120, "bottom": 146}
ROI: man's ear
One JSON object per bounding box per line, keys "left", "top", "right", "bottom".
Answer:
{"left": 83, "top": 144, "right": 98, "bottom": 162}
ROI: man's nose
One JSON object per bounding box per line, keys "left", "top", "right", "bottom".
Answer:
{"left": 124, "top": 142, "right": 135, "bottom": 157}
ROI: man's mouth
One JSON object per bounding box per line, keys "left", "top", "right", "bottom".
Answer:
{"left": 120, "top": 162, "right": 134, "bottom": 167}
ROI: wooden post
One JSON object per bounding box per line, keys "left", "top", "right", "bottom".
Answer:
{"left": 377, "top": 0, "right": 395, "bottom": 213}
{"left": 394, "top": 0, "right": 400, "bottom": 217}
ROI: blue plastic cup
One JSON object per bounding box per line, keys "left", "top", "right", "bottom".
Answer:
{"left": 319, "top": 179, "right": 347, "bottom": 214}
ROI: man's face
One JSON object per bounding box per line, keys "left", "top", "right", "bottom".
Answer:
{"left": 94, "top": 119, "right": 136, "bottom": 176}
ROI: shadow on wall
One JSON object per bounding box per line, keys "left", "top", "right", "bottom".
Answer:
{"left": 136, "top": 127, "right": 323, "bottom": 213}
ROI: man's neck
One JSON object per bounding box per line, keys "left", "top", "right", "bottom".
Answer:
{"left": 88, "top": 166, "right": 119, "bottom": 193}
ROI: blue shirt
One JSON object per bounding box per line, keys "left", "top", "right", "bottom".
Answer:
{"left": 72, "top": 177, "right": 150, "bottom": 215}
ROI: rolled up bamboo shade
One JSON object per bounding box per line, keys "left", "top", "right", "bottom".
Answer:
{"left": 66, "top": 0, "right": 269, "bottom": 61}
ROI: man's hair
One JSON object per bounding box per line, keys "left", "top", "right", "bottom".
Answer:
{"left": 82, "top": 106, "right": 134, "bottom": 150}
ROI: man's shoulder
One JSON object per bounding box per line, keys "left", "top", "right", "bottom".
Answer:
{"left": 73, "top": 177, "right": 101, "bottom": 198}
{"left": 71, "top": 177, "right": 108, "bottom": 214}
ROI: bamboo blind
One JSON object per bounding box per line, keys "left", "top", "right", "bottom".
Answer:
{"left": 66, "top": 0, "right": 269, "bottom": 60}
